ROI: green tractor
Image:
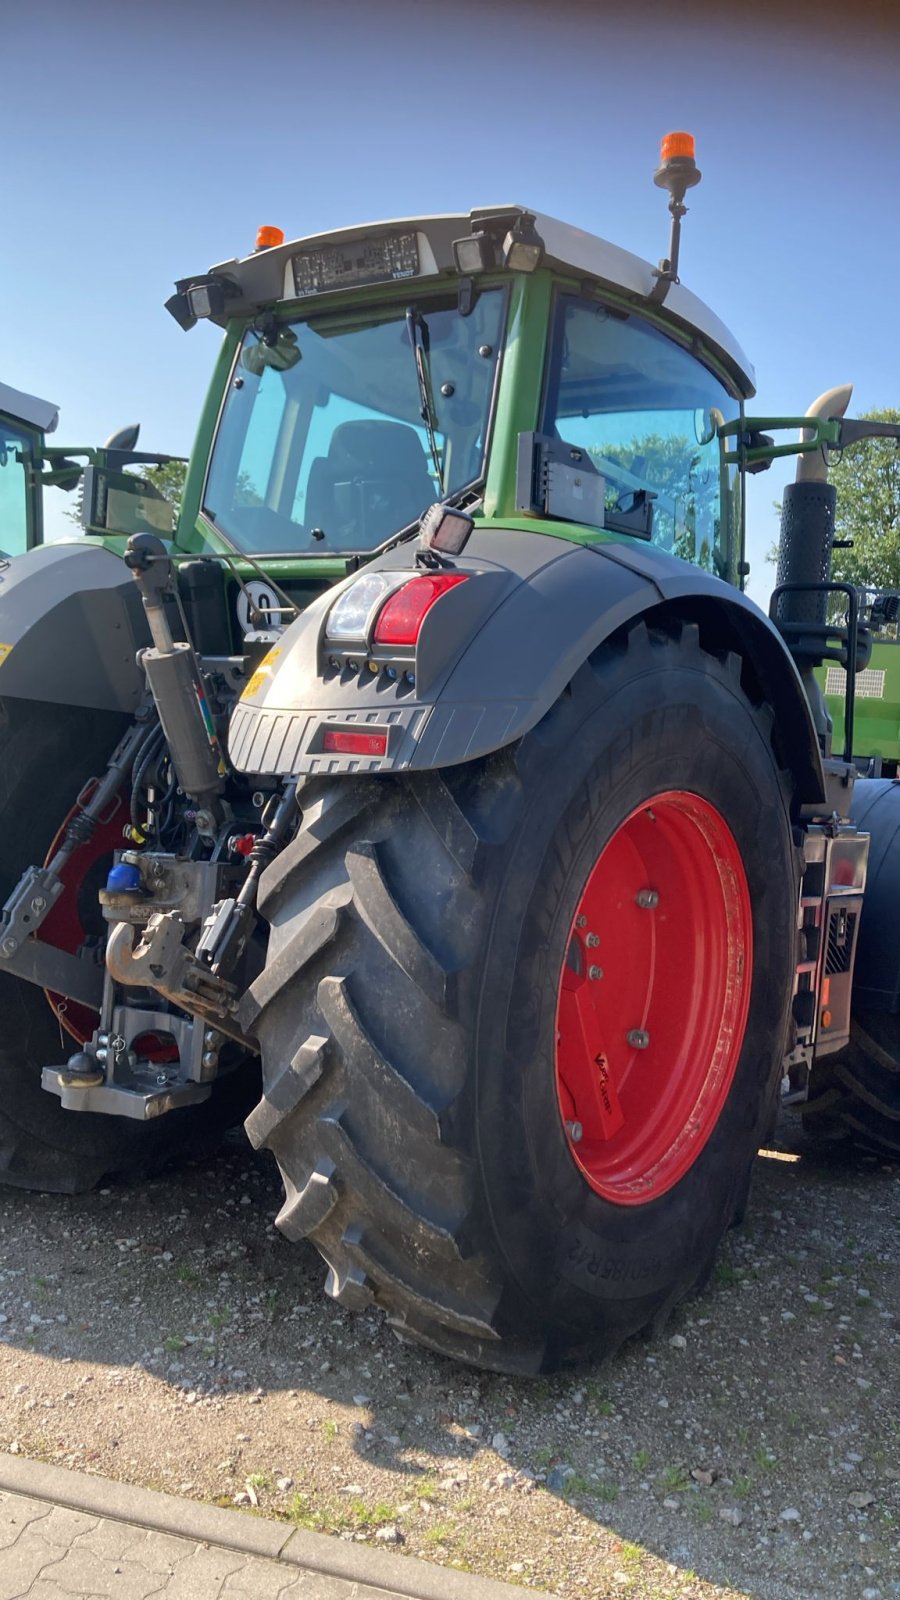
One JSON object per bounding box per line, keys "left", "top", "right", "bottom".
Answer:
{"left": 1, "top": 135, "right": 897, "bottom": 1371}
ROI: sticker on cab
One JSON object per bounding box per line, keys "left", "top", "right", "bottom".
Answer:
{"left": 0, "top": 644, "right": 12, "bottom": 668}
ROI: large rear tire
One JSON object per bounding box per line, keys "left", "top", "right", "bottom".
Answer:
{"left": 803, "top": 1015, "right": 900, "bottom": 1157}
{"left": 245, "top": 622, "right": 797, "bottom": 1371}
{"left": 0, "top": 698, "right": 258, "bottom": 1194}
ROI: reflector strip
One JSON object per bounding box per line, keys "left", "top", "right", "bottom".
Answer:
{"left": 322, "top": 729, "right": 388, "bottom": 756}
{"left": 373, "top": 573, "right": 468, "bottom": 646}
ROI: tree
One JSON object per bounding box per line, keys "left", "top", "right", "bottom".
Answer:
{"left": 140, "top": 459, "right": 188, "bottom": 518}
{"left": 767, "top": 409, "right": 900, "bottom": 587}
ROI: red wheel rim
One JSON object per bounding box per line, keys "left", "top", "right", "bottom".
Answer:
{"left": 39, "top": 792, "right": 129, "bottom": 1045}
{"left": 554, "top": 790, "right": 752, "bottom": 1205}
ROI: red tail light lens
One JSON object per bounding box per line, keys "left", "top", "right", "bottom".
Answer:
{"left": 322, "top": 729, "right": 388, "bottom": 756}
{"left": 373, "top": 573, "right": 468, "bottom": 646}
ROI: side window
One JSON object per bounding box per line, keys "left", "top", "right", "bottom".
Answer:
{"left": 0, "top": 421, "right": 33, "bottom": 556}
{"left": 544, "top": 298, "right": 741, "bottom": 577}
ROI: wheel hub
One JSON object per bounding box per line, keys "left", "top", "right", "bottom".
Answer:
{"left": 554, "top": 789, "right": 753, "bottom": 1204}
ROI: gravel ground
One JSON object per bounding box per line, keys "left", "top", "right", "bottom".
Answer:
{"left": 0, "top": 1110, "right": 896, "bottom": 1600}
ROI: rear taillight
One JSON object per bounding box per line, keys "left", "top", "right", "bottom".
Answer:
{"left": 373, "top": 573, "right": 468, "bottom": 646}
{"left": 322, "top": 729, "right": 388, "bottom": 756}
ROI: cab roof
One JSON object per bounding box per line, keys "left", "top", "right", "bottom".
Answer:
{"left": 0, "top": 380, "right": 59, "bottom": 434}
{"left": 187, "top": 206, "right": 754, "bottom": 397}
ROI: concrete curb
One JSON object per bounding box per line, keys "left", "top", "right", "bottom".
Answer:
{"left": 0, "top": 1452, "right": 538, "bottom": 1600}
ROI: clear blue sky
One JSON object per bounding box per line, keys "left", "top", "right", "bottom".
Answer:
{"left": 3, "top": 0, "right": 898, "bottom": 605}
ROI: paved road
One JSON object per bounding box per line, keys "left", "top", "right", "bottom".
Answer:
{"left": 0, "top": 1456, "right": 530, "bottom": 1600}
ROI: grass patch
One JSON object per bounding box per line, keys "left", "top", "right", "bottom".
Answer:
{"left": 163, "top": 1334, "right": 186, "bottom": 1353}
{"left": 713, "top": 1263, "right": 742, "bottom": 1287}
{"left": 657, "top": 1465, "right": 689, "bottom": 1493}
{"left": 321, "top": 1419, "right": 339, "bottom": 1442}
{"left": 424, "top": 1520, "right": 456, "bottom": 1546}
{"left": 632, "top": 1448, "right": 651, "bottom": 1472}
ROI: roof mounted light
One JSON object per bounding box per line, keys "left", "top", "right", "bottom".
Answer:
{"left": 502, "top": 212, "right": 544, "bottom": 273}
{"left": 453, "top": 211, "right": 545, "bottom": 278}
{"left": 255, "top": 224, "right": 285, "bottom": 251}
{"left": 452, "top": 230, "right": 497, "bottom": 276}
{"left": 164, "top": 273, "right": 241, "bottom": 332}
{"left": 649, "top": 131, "right": 701, "bottom": 305}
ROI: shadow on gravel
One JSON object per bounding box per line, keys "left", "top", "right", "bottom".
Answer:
{"left": 0, "top": 1111, "right": 897, "bottom": 1600}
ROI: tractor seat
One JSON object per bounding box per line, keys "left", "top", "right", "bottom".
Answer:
{"left": 305, "top": 419, "right": 437, "bottom": 550}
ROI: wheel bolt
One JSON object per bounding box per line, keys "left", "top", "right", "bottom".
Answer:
{"left": 565, "top": 1120, "right": 583, "bottom": 1143}
{"left": 586, "top": 932, "right": 600, "bottom": 948}
{"left": 636, "top": 889, "right": 659, "bottom": 909}
{"left": 588, "top": 965, "right": 603, "bottom": 980}
{"left": 575, "top": 915, "right": 587, "bottom": 928}
{"left": 0, "top": 937, "right": 18, "bottom": 957}
{"left": 626, "top": 1029, "right": 650, "bottom": 1049}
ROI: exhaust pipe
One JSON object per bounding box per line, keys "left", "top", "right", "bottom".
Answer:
{"left": 773, "top": 385, "right": 855, "bottom": 747}
{"left": 796, "top": 385, "right": 854, "bottom": 483}
{"left": 775, "top": 383, "right": 854, "bottom": 621}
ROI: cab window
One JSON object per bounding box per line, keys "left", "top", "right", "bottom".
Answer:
{"left": 0, "top": 419, "right": 34, "bottom": 556}
{"left": 543, "top": 296, "right": 741, "bottom": 580}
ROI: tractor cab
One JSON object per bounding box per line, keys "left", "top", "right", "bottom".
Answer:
{"left": 165, "top": 175, "right": 754, "bottom": 611}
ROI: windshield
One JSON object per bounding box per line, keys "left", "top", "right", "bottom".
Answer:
{"left": 543, "top": 296, "right": 742, "bottom": 581}
{"left": 203, "top": 288, "right": 506, "bottom": 556}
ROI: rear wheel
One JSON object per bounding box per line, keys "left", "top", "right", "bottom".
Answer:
{"left": 245, "top": 622, "right": 796, "bottom": 1370}
{"left": 0, "top": 698, "right": 257, "bottom": 1194}
{"left": 803, "top": 1016, "right": 900, "bottom": 1157}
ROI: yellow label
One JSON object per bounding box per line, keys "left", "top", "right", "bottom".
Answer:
{"left": 0, "top": 644, "right": 12, "bottom": 667}
{"left": 239, "top": 645, "right": 282, "bottom": 703}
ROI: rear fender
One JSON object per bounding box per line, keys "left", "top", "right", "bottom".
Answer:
{"left": 0, "top": 542, "right": 148, "bottom": 713}
{"left": 228, "top": 527, "right": 825, "bottom": 808}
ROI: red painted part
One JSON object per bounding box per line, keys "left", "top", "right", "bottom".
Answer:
{"left": 39, "top": 791, "right": 129, "bottom": 1045}
{"left": 554, "top": 790, "right": 752, "bottom": 1206}
{"left": 373, "top": 573, "right": 468, "bottom": 646}
{"left": 322, "top": 729, "right": 388, "bottom": 756}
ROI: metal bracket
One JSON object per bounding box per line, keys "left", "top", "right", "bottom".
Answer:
{"left": 42, "top": 1069, "right": 210, "bottom": 1120}
{"left": 0, "top": 937, "right": 104, "bottom": 1010}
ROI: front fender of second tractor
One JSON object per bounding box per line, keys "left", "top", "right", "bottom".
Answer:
{"left": 0, "top": 542, "right": 147, "bottom": 713}
{"left": 229, "top": 526, "right": 825, "bottom": 810}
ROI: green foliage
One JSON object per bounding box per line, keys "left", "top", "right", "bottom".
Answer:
{"left": 141, "top": 459, "right": 189, "bottom": 517}
{"left": 768, "top": 409, "right": 900, "bottom": 587}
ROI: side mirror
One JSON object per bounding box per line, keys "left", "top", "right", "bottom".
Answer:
{"left": 103, "top": 423, "right": 141, "bottom": 453}
{"left": 81, "top": 465, "right": 174, "bottom": 539}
